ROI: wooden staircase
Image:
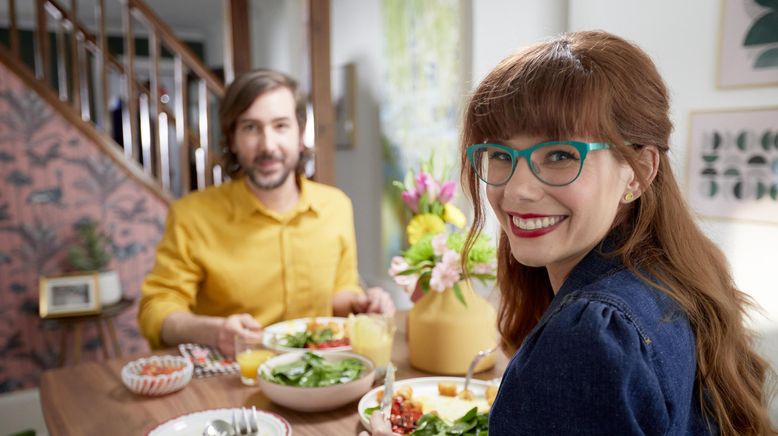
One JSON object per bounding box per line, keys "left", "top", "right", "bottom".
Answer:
{"left": 0, "top": 0, "right": 336, "bottom": 203}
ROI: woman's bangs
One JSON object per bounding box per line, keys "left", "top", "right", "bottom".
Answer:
{"left": 469, "top": 54, "right": 610, "bottom": 144}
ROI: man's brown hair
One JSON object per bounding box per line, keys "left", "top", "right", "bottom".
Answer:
{"left": 219, "top": 69, "right": 308, "bottom": 178}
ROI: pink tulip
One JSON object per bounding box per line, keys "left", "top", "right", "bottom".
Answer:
{"left": 401, "top": 189, "right": 419, "bottom": 213}
{"left": 438, "top": 181, "right": 456, "bottom": 203}
{"left": 415, "top": 171, "right": 439, "bottom": 200}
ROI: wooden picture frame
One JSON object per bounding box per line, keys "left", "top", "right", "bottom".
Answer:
{"left": 39, "top": 273, "right": 102, "bottom": 318}
{"left": 686, "top": 106, "right": 778, "bottom": 224}
{"left": 717, "top": 0, "right": 778, "bottom": 88}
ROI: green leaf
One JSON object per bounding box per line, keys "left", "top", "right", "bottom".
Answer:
{"left": 262, "top": 352, "right": 364, "bottom": 387}
{"left": 419, "top": 271, "right": 431, "bottom": 293}
{"left": 470, "top": 273, "right": 496, "bottom": 282}
{"left": 418, "top": 193, "right": 430, "bottom": 214}
{"left": 744, "top": 12, "right": 778, "bottom": 46}
{"left": 364, "top": 405, "right": 380, "bottom": 417}
{"left": 755, "top": 47, "right": 778, "bottom": 68}
{"left": 67, "top": 219, "right": 112, "bottom": 271}
{"left": 409, "top": 408, "right": 489, "bottom": 435}
{"left": 396, "top": 267, "right": 425, "bottom": 276}
{"left": 452, "top": 282, "right": 468, "bottom": 307}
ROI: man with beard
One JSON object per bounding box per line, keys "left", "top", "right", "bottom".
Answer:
{"left": 138, "top": 69, "right": 394, "bottom": 355}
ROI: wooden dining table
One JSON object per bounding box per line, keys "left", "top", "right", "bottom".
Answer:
{"left": 39, "top": 312, "right": 507, "bottom": 435}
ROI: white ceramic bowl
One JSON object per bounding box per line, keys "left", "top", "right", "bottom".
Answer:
{"left": 121, "top": 355, "right": 193, "bottom": 396}
{"left": 258, "top": 351, "right": 375, "bottom": 412}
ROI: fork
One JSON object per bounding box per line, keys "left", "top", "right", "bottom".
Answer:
{"left": 231, "top": 406, "right": 259, "bottom": 435}
{"left": 463, "top": 347, "right": 497, "bottom": 393}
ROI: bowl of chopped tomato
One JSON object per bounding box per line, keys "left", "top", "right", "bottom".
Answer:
{"left": 121, "top": 355, "right": 193, "bottom": 396}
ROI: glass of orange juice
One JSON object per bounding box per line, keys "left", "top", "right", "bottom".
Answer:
{"left": 234, "top": 334, "right": 274, "bottom": 386}
{"left": 348, "top": 314, "right": 396, "bottom": 371}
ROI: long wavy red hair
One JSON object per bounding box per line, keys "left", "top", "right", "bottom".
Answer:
{"left": 460, "top": 31, "right": 774, "bottom": 436}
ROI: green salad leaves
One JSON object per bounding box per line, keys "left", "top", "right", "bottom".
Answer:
{"left": 411, "top": 407, "right": 489, "bottom": 436}
{"left": 364, "top": 406, "right": 489, "bottom": 435}
{"left": 261, "top": 352, "right": 364, "bottom": 387}
{"left": 277, "top": 328, "right": 335, "bottom": 348}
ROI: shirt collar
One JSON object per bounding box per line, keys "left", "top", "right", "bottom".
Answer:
{"left": 231, "top": 176, "right": 321, "bottom": 222}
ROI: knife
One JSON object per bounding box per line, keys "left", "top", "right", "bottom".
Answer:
{"left": 380, "top": 363, "right": 395, "bottom": 420}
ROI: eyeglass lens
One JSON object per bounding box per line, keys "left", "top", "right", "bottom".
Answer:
{"left": 472, "top": 143, "right": 583, "bottom": 186}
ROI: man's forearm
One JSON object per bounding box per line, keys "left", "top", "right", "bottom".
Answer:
{"left": 160, "top": 311, "right": 224, "bottom": 348}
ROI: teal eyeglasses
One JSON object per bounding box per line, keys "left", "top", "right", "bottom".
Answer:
{"left": 466, "top": 141, "right": 610, "bottom": 187}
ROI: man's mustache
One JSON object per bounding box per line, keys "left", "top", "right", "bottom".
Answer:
{"left": 253, "top": 153, "right": 283, "bottom": 164}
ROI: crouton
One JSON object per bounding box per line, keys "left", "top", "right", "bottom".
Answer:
{"left": 486, "top": 385, "right": 498, "bottom": 406}
{"left": 457, "top": 389, "right": 474, "bottom": 401}
{"left": 437, "top": 382, "right": 457, "bottom": 397}
{"left": 396, "top": 385, "right": 413, "bottom": 400}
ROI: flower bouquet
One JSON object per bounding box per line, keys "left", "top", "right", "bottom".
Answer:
{"left": 388, "top": 158, "right": 496, "bottom": 306}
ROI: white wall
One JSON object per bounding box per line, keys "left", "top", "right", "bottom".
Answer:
{"left": 471, "top": 0, "right": 568, "bottom": 85}
{"left": 250, "top": 0, "right": 307, "bottom": 81}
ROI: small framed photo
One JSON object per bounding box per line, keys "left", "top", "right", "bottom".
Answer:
{"left": 39, "top": 273, "right": 101, "bottom": 318}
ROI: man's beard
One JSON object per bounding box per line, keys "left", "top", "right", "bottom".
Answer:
{"left": 243, "top": 154, "right": 297, "bottom": 190}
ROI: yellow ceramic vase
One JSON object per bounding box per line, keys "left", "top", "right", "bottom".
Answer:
{"left": 408, "top": 281, "right": 497, "bottom": 375}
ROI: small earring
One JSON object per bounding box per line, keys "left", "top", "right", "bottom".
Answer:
{"left": 624, "top": 192, "right": 634, "bottom": 202}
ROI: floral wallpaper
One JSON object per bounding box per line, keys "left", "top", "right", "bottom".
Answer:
{"left": 0, "top": 63, "right": 168, "bottom": 393}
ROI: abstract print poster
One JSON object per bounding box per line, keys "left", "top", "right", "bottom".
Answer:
{"left": 687, "top": 107, "right": 778, "bottom": 223}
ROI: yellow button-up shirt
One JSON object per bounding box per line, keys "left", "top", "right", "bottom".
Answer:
{"left": 138, "top": 177, "right": 362, "bottom": 348}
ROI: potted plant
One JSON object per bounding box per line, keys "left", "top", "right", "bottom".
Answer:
{"left": 68, "top": 219, "right": 123, "bottom": 306}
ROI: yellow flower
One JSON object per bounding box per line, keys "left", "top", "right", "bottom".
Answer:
{"left": 443, "top": 204, "right": 466, "bottom": 228}
{"left": 406, "top": 214, "right": 446, "bottom": 245}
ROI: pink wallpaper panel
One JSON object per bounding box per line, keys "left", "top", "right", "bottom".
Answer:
{"left": 0, "top": 62, "right": 168, "bottom": 393}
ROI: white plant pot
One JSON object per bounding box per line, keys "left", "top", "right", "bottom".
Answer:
{"left": 98, "top": 270, "right": 123, "bottom": 306}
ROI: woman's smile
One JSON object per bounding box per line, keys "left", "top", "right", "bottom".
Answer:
{"left": 508, "top": 213, "right": 568, "bottom": 238}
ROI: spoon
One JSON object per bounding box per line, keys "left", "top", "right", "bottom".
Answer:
{"left": 202, "top": 419, "right": 234, "bottom": 436}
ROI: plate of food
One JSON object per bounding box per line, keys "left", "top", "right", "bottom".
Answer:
{"left": 146, "top": 407, "right": 291, "bottom": 435}
{"left": 263, "top": 317, "right": 351, "bottom": 353}
{"left": 357, "top": 377, "right": 498, "bottom": 435}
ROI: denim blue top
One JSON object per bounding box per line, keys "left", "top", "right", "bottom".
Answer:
{"left": 489, "top": 239, "right": 715, "bottom": 435}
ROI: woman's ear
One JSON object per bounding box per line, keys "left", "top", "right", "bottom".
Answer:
{"left": 624, "top": 146, "right": 659, "bottom": 201}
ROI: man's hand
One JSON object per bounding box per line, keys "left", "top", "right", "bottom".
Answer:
{"left": 216, "top": 313, "right": 263, "bottom": 357}
{"left": 350, "top": 287, "right": 396, "bottom": 317}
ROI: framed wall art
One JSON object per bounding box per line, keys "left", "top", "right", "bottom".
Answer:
{"left": 686, "top": 107, "right": 778, "bottom": 223}
{"left": 39, "top": 273, "right": 101, "bottom": 318}
{"left": 718, "top": 0, "right": 778, "bottom": 88}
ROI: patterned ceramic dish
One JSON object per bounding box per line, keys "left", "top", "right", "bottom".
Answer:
{"left": 121, "top": 355, "right": 193, "bottom": 396}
